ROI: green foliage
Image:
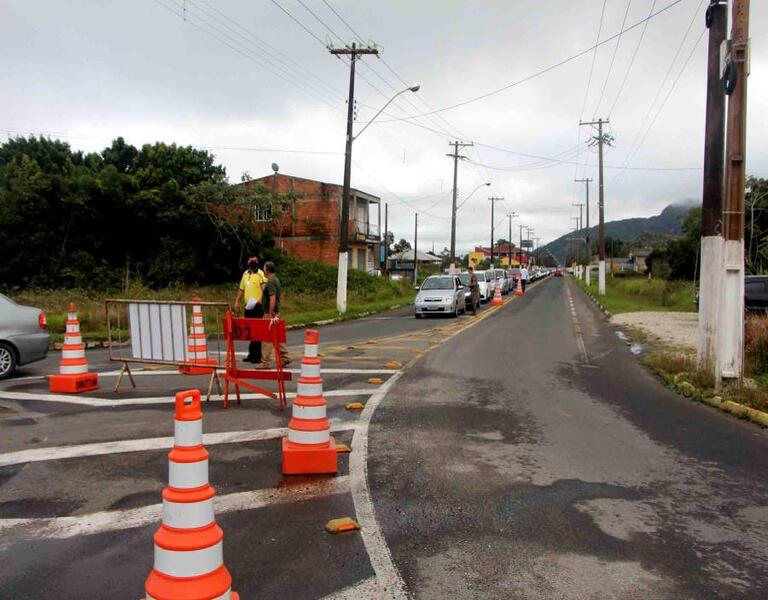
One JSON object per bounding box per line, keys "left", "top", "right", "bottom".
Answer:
{"left": 392, "top": 238, "right": 411, "bottom": 253}
{"left": 645, "top": 207, "right": 701, "bottom": 280}
{"left": 577, "top": 274, "right": 695, "bottom": 314}
{"left": 746, "top": 314, "right": 768, "bottom": 377}
{"left": 0, "top": 135, "right": 280, "bottom": 290}
{"left": 746, "top": 176, "right": 768, "bottom": 275}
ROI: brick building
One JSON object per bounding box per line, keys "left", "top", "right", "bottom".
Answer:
{"left": 243, "top": 173, "right": 381, "bottom": 271}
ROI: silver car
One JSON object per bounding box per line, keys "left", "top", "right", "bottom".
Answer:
{"left": 0, "top": 293, "right": 50, "bottom": 379}
{"left": 414, "top": 275, "right": 466, "bottom": 318}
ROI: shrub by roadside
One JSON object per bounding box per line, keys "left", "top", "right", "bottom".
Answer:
{"left": 575, "top": 274, "right": 695, "bottom": 314}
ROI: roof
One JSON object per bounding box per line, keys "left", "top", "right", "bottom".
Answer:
{"left": 250, "top": 173, "right": 380, "bottom": 203}
{"left": 390, "top": 249, "right": 442, "bottom": 263}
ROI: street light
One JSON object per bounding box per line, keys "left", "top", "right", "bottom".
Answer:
{"left": 456, "top": 182, "right": 491, "bottom": 211}
{"left": 336, "top": 84, "right": 420, "bottom": 313}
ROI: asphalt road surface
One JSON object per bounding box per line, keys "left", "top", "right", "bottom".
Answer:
{"left": 2, "top": 276, "right": 767, "bottom": 599}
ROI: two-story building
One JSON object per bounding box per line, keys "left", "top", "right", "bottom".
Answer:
{"left": 244, "top": 173, "right": 381, "bottom": 272}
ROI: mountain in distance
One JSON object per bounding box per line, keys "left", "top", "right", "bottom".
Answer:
{"left": 542, "top": 199, "right": 697, "bottom": 264}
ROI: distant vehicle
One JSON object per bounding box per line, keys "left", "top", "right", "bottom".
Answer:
{"left": 0, "top": 293, "right": 49, "bottom": 379}
{"left": 494, "top": 268, "right": 510, "bottom": 294}
{"left": 458, "top": 273, "right": 479, "bottom": 312}
{"left": 474, "top": 270, "right": 492, "bottom": 302}
{"left": 414, "top": 275, "right": 466, "bottom": 318}
{"left": 554, "top": 268, "right": 563, "bottom": 277}
{"left": 745, "top": 275, "right": 768, "bottom": 312}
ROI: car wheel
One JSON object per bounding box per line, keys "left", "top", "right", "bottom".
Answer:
{"left": 0, "top": 342, "right": 17, "bottom": 380}
{"left": 415, "top": 313, "right": 422, "bottom": 319}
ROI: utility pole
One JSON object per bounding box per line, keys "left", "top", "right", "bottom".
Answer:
{"left": 572, "top": 202, "right": 584, "bottom": 264}
{"left": 518, "top": 224, "right": 525, "bottom": 267}
{"left": 447, "top": 141, "right": 474, "bottom": 267}
{"left": 329, "top": 41, "right": 379, "bottom": 313}
{"left": 719, "top": 0, "right": 750, "bottom": 381}
{"left": 413, "top": 213, "right": 418, "bottom": 285}
{"left": 535, "top": 237, "right": 541, "bottom": 266}
{"left": 580, "top": 118, "right": 612, "bottom": 295}
{"left": 507, "top": 212, "right": 518, "bottom": 268}
{"left": 488, "top": 196, "right": 503, "bottom": 265}
{"left": 383, "top": 202, "right": 389, "bottom": 274}
{"left": 697, "top": 1, "right": 728, "bottom": 374}
{"left": 575, "top": 178, "right": 592, "bottom": 259}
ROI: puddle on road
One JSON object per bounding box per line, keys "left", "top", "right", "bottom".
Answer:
{"left": 629, "top": 344, "right": 643, "bottom": 355}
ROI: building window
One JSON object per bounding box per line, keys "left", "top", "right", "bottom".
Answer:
{"left": 254, "top": 204, "right": 272, "bottom": 222}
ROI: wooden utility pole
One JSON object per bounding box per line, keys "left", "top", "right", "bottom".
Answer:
{"left": 518, "top": 223, "right": 524, "bottom": 266}
{"left": 383, "top": 202, "right": 389, "bottom": 274}
{"left": 507, "top": 212, "right": 518, "bottom": 268}
{"left": 329, "top": 42, "right": 379, "bottom": 313}
{"left": 447, "top": 141, "right": 473, "bottom": 265}
{"left": 488, "top": 196, "right": 503, "bottom": 265}
{"left": 697, "top": 0, "right": 728, "bottom": 372}
{"left": 580, "top": 118, "right": 611, "bottom": 295}
{"left": 719, "top": 0, "right": 750, "bottom": 380}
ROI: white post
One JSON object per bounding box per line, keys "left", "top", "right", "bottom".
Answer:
{"left": 718, "top": 240, "right": 744, "bottom": 380}
{"left": 586, "top": 265, "right": 591, "bottom": 286}
{"left": 697, "top": 236, "right": 724, "bottom": 373}
{"left": 336, "top": 252, "right": 349, "bottom": 313}
{"left": 598, "top": 260, "right": 606, "bottom": 296}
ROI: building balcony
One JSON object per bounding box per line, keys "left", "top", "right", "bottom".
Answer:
{"left": 350, "top": 219, "right": 380, "bottom": 242}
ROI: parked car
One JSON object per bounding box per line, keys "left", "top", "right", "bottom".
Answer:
{"left": 0, "top": 293, "right": 49, "bottom": 379}
{"left": 414, "top": 275, "right": 467, "bottom": 318}
{"left": 495, "top": 268, "right": 510, "bottom": 294}
{"left": 746, "top": 275, "right": 768, "bottom": 311}
{"left": 474, "top": 270, "right": 492, "bottom": 302}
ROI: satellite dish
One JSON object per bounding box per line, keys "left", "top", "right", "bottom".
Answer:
{"left": 271, "top": 162, "right": 279, "bottom": 173}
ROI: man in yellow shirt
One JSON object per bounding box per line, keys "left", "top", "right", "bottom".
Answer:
{"left": 234, "top": 256, "right": 267, "bottom": 363}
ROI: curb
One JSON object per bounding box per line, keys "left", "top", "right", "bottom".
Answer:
{"left": 569, "top": 276, "right": 611, "bottom": 318}
{"left": 694, "top": 392, "right": 768, "bottom": 428}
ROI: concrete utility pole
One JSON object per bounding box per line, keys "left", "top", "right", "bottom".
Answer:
{"left": 383, "top": 202, "right": 389, "bottom": 274}
{"left": 507, "top": 212, "right": 518, "bottom": 268}
{"left": 580, "top": 118, "right": 611, "bottom": 295}
{"left": 518, "top": 224, "right": 525, "bottom": 266}
{"left": 329, "top": 42, "right": 379, "bottom": 313}
{"left": 575, "top": 178, "right": 592, "bottom": 259}
{"left": 697, "top": 0, "right": 728, "bottom": 374}
{"left": 488, "top": 196, "right": 503, "bottom": 265}
{"left": 719, "top": 0, "right": 750, "bottom": 381}
{"left": 413, "top": 213, "right": 418, "bottom": 285}
{"left": 447, "top": 141, "right": 474, "bottom": 267}
{"left": 572, "top": 202, "right": 584, "bottom": 263}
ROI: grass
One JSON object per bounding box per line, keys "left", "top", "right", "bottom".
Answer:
{"left": 641, "top": 314, "right": 768, "bottom": 415}
{"left": 9, "top": 281, "right": 415, "bottom": 344}
{"left": 575, "top": 272, "right": 696, "bottom": 314}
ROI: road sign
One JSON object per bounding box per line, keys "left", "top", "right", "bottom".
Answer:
{"left": 522, "top": 240, "right": 533, "bottom": 248}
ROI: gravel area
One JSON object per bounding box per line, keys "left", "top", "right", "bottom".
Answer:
{"left": 610, "top": 311, "right": 698, "bottom": 350}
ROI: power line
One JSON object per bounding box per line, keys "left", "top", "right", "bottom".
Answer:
{"left": 369, "top": 0, "right": 685, "bottom": 123}
{"left": 594, "top": 0, "right": 634, "bottom": 117}
{"left": 579, "top": 0, "right": 608, "bottom": 122}
{"left": 607, "top": 0, "right": 658, "bottom": 118}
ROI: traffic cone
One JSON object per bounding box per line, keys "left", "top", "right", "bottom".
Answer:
{"left": 180, "top": 299, "right": 217, "bottom": 375}
{"left": 492, "top": 281, "right": 503, "bottom": 306}
{"left": 145, "top": 389, "right": 239, "bottom": 600}
{"left": 48, "top": 303, "right": 99, "bottom": 393}
{"left": 282, "top": 330, "right": 338, "bottom": 475}
{"left": 515, "top": 277, "right": 524, "bottom": 296}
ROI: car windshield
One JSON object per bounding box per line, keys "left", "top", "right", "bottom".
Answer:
{"left": 421, "top": 277, "right": 454, "bottom": 290}
{"left": 475, "top": 272, "right": 486, "bottom": 282}
{"left": 458, "top": 274, "right": 470, "bottom": 285}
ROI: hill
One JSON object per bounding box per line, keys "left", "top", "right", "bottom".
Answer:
{"left": 542, "top": 200, "right": 697, "bottom": 264}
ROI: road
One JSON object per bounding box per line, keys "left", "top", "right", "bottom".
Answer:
{"left": 1, "top": 276, "right": 767, "bottom": 598}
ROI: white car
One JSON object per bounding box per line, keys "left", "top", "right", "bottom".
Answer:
{"left": 473, "top": 270, "right": 492, "bottom": 303}
{"left": 414, "top": 275, "right": 467, "bottom": 318}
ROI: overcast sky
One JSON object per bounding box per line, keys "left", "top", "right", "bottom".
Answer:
{"left": 2, "top": 0, "right": 766, "bottom": 253}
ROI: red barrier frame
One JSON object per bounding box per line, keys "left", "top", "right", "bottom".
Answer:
{"left": 222, "top": 310, "right": 292, "bottom": 409}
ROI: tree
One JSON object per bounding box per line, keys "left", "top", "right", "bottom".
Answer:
{"left": 746, "top": 176, "right": 768, "bottom": 275}
{"left": 383, "top": 230, "right": 395, "bottom": 256}
{"left": 392, "top": 238, "right": 411, "bottom": 254}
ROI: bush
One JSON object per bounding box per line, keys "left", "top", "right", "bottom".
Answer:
{"left": 746, "top": 314, "right": 768, "bottom": 376}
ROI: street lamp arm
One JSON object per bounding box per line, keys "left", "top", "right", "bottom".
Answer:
{"left": 456, "top": 182, "right": 491, "bottom": 211}
{"left": 353, "top": 85, "right": 420, "bottom": 141}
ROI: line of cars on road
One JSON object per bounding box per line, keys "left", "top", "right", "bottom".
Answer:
{"left": 414, "top": 267, "right": 551, "bottom": 318}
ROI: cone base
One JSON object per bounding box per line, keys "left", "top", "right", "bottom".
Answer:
{"left": 492, "top": 298, "right": 503, "bottom": 306}
{"left": 282, "top": 436, "right": 338, "bottom": 475}
{"left": 515, "top": 291, "right": 523, "bottom": 296}
{"left": 48, "top": 373, "right": 99, "bottom": 394}
{"left": 179, "top": 358, "right": 217, "bottom": 375}
{"left": 145, "top": 564, "right": 234, "bottom": 600}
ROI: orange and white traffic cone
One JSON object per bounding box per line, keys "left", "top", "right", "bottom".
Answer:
{"left": 180, "top": 299, "right": 217, "bottom": 375}
{"left": 48, "top": 302, "right": 99, "bottom": 393}
{"left": 492, "top": 281, "right": 503, "bottom": 306}
{"left": 282, "top": 330, "right": 338, "bottom": 475}
{"left": 145, "top": 389, "right": 239, "bottom": 600}
{"left": 515, "top": 277, "right": 524, "bottom": 296}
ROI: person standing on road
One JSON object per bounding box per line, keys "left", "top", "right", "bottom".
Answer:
{"left": 258, "top": 261, "right": 291, "bottom": 368}
{"left": 520, "top": 264, "right": 529, "bottom": 293}
{"left": 234, "top": 256, "right": 267, "bottom": 363}
{"left": 468, "top": 266, "right": 480, "bottom": 315}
